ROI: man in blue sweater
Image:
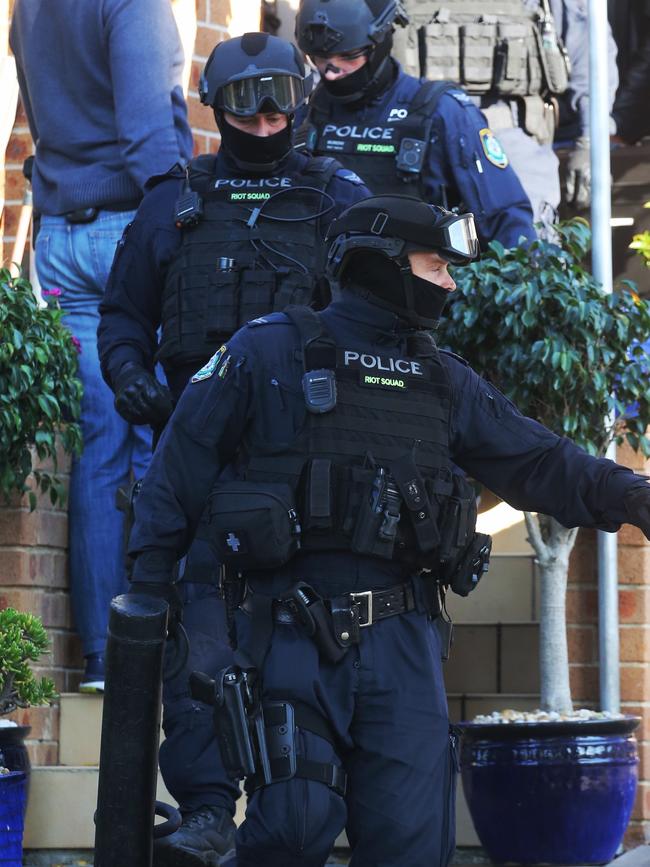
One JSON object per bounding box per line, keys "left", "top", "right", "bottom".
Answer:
{"left": 9, "top": 0, "right": 193, "bottom": 697}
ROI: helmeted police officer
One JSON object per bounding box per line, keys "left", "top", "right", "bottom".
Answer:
{"left": 294, "top": 0, "right": 536, "bottom": 247}
{"left": 125, "top": 194, "right": 650, "bottom": 867}
{"left": 97, "top": 32, "right": 370, "bottom": 867}
{"left": 98, "top": 32, "right": 370, "bottom": 422}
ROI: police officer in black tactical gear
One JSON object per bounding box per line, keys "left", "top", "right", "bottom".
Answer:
{"left": 124, "top": 193, "right": 650, "bottom": 867}
{"left": 294, "top": 0, "right": 536, "bottom": 248}
{"left": 97, "top": 32, "right": 370, "bottom": 867}
{"left": 98, "top": 32, "right": 369, "bottom": 423}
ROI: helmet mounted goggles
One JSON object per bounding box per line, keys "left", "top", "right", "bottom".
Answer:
{"left": 211, "top": 71, "right": 310, "bottom": 117}
{"left": 326, "top": 201, "right": 479, "bottom": 279}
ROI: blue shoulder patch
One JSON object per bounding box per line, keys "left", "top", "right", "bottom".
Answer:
{"left": 335, "top": 168, "right": 365, "bottom": 186}
{"left": 445, "top": 89, "right": 473, "bottom": 107}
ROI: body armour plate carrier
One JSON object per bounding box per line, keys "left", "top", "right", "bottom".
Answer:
{"left": 234, "top": 307, "right": 476, "bottom": 571}
{"left": 302, "top": 80, "right": 451, "bottom": 199}
{"left": 394, "top": 0, "right": 570, "bottom": 98}
{"left": 157, "top": 155, "right": 339, "bottom": 369}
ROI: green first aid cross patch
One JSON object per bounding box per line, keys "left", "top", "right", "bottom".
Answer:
{"left": 191, "top": 344, "right": 228, "bottom": 383}
{"left": 479, "top": 128, "right": 509, "bottom": 169}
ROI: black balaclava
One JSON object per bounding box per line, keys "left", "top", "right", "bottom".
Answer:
{"left": 341, "top": 249, "right": 451, "bottom": 329}
{"left": 215, "top": 109, "right": 293, "bottom": 173}
{"left": 321, "top": 33, "right": 396, "bottom": 104}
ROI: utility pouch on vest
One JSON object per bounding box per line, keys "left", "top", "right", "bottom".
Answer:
{"left": 438, "top": 474, "right": 478, "bottom": 568}
{"left": 494, "top": 23, "right": 529, "bottom": 95}
{"left": 351, "top": 467, "right": 401, "bottom": 560}
{"left": 442, "top": 532, "right": 492, "bottom": 597}
{"left": 205, "top": 269, "right": 240, "bottom": 337}
{"left": 391, "top": 455, "right": 440, "bottom": 555}
{"left": 202, "top": 482, "right": 301, "bottom": 570}
{"left": 460, "top": 22, "right": 496, "bottom": 92}
{"left": 537, "top": 0, "right": 570, "bottom": 95}
{"left": 421, "top": 22, "right": 461, "bottom": 81}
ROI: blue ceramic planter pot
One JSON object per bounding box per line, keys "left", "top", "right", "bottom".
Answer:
{"left": 460, "top": 716, "right": 639, "bottom": 865}
{"left": 0, "top": 770, "right": 27, "bottom": 866}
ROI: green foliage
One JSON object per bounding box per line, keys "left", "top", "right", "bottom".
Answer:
{"left": 0, "top": 608, "right": 57, "bottom": 716}
{"left": 439, "top": 219, "right": 650, "bottom": 458}
{"left": 0, "top": 269, "right": 82, "bottom": 508}
{"left": 629, "top": 203, "right": 650, "bottom": 267}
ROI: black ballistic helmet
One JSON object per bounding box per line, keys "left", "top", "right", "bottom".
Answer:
{"left": 295, "top": 0, "right": 407, "bottom": 56}
{"left": 199, "top": 32, "right": 312, "bottom": 116}
{"left": 326, "top": 195, "right": 479, "bottom": 328}
{"left": 295, "top": 0, "right": 408, "bottom": 103}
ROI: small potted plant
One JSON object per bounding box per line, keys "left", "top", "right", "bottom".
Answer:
{"left": 438, "top": 219, "right": 650, "bottom": 865}
{"left": 0, "top": 267, "right": 82, "bottom": 509}
{"left": 0, "top": 607, "right": 56, "bottom": 866}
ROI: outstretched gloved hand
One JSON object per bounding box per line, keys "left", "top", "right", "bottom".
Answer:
{"left": 114, "top": 362, "right": 174, "bottom": 427}
{"left": 624, "top": 486, "right": 650, "bottom": 540}
{"left": 563, "top": 137, "right": 591, "bottom": 210}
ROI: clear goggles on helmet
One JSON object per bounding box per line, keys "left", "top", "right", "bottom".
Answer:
{"left": 439, "top": 212, "right": 480, "bottom": 263}
{"left": 406, "top": 210, "right": 480, "bottom": 265}
{"left": 217, "top": 74, "right": 307, "bottom": 117}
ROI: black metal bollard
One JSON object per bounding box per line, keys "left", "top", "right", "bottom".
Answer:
{"left": 94, "top": 594, "right": 168, "bottom": 867}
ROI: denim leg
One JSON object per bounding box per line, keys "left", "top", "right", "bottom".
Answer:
{"left": 36, "top": 211, "right": 148, "bottom": 657}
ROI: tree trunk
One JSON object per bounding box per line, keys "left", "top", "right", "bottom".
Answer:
{"left": 524, "top": 512, "right": 579, "bottom": 713}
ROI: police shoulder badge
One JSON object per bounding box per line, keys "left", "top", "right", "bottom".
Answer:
{"left": 191, "top": 344, "right": 228, "bottom": 383}
{"left": 479, "top": 128, "right": 509, "bottom": 169}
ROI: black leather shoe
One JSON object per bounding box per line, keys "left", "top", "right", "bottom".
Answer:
{"left": 153, "top": 805, "right": 236, "bottom": 867}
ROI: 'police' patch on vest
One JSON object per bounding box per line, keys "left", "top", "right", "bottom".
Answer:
{"left": 191, "top": 344, "right": 228, "bottom": 383}
{"left": 360, "top": 371, "right": 408, "bottom": 391}
{"left": 211, "top": 176, "right": 294, "bottom": 202}
{"left": 479, "top": 129, "right": 509, "bottom": 169}
{"left": 341, "top": 349, "right": 425, "bottom": 377}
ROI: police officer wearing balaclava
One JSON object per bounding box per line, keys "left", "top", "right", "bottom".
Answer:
{"left": 98, "top": 32, "right": 370, "bottom": 867}
{"left": 123, "top": 193, "right": 650, "bottom": 867}
{"left": 294, "top": 0, "right": 536, "bottom": 247}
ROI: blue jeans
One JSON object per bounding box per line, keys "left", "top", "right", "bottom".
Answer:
{"left": 36, "top": 211, "right": 151, "bottom": 657}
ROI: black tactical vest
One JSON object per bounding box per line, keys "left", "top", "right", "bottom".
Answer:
{"left": 302, "top": 80, "right": 451, "bottom": 198}
{"left": 157, "top": 155, "right": 339, "bottom": 369}
{"left": 241, "top": 307, "right": 463, "bottom": 567}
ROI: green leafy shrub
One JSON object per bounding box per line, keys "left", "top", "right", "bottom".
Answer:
{"left": 438, "top": 219, "right": 650, "bottom": 712}
{"left": 629, "top": 202, "right": 650, "bottom": 268}
{"left": 0, "top": 608, "right": 56, "bottom": 716}
{"left": 440, "top": 219, "right": 650, "bottom": 459}
{"left": 0, "top": 269, "right": 82, "bottom": 509}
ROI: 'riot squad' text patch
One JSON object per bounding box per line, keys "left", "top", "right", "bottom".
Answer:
{"left": 359, "top": 372, "right": 408, "bottom": 391}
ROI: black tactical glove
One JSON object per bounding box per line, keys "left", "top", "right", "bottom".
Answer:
{"left": 624, "top": 486, "right": 650, "bottom": 541}
{"left": 114, "top": 362, "right": 174, "bottom": 427}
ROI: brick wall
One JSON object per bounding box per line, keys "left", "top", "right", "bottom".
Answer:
{"left": 565, "top": 442, "right": 650, "bottom": 845}
{"left": 0, "top": 0, "right": 260, "bottom": 767}
{"left": 0, "top": 449, "right": 74, "bottom": 766}
{"left": 617, "top": 443, "right": 650, "bottom": 844}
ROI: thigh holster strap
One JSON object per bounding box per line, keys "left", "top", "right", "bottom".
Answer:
{"left": 245, "top": 700, "right": 347, "bottom": 797}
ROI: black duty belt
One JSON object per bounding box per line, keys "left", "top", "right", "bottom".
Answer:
{"left": 243, "top": 582, "right": 416, "bottom": 628}
{"left": 64, "top": 200, "right": 142, "bottom": 223}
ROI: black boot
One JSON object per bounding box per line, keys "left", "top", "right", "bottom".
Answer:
{"left": 153, "top": 805, "right": 236, "bottom": 867}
